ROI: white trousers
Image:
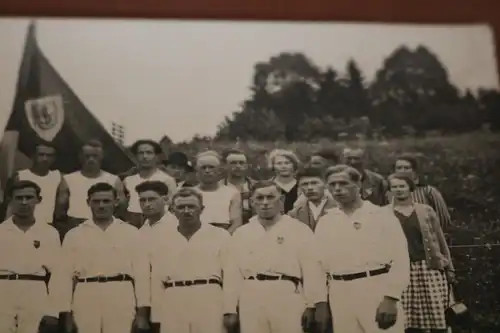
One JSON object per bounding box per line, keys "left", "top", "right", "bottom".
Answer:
{"left": 328, "top": 273, "right": 405, "bottom": 333}
{"left": 72, "top": 281, "right": 136, "bottom": 333}
{"left": 0, "top": 280, "right": 49, "bottom": 333}
{"left": 239, "top": 280, "right": 306, "bottom": 333}
{"left": 157, "top": 284, "right": 224, "bottom": 333}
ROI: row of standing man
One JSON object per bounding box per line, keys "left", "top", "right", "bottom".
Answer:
{"left": 0, "top": 138, "right": 456, "bottom": 333}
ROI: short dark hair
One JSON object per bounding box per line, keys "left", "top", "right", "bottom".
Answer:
{"left": 130, "top": 139, "right": 162, "bottom": 155}
{"left": 7, "top": 180, "right": 41, "bottom": 199}
{"left": 250, "top": 180, "right": 281, "bottom": 196}
{"left": 171, "top": 187, "right": 203, "bottom": 206}
{"left": 135, "top": 181, "right": 169, "bottom": 196}
{"left": 325, "top": 164, "right": 362, "bottom": 183}
{"left": 87, "top": 182, "right": 117, "bottom": 199}
{"left": 34, "top": 141, "right": 57, "bottom": 151}
{"left": 394, "top": 153, "right": 419, "bottom": 172}
{"left": 296, "top": 167, "right": 324, "bottom": 181}
{"left": 82, "top": 139, "right": 103, "bottom": 150}
{"left": 388, "top": 172, "right": 417, "bottom": 191}
{"left": 222, "top": 148, "right": 246, "bottom": 162}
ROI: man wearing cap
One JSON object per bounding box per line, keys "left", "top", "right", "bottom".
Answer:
{"left": 342, "top": 146, "right": 389, "bottom": 206}
{"left": 314, "top": 165, "right": 410, "bottom": 333}
{"left": 221, "top": 148, "right": 256, "bottom": 225}
{"left": 194, "top": 150, "right": 242, "bottom": 234}
{"left": 118, "top": 139, "right": 177, "bottom": 228}
{"left": 0, "top": 180, "right": 62, "bottom": 333}
{"left": 163, "top": 152, "right": 196, "bottom": 188}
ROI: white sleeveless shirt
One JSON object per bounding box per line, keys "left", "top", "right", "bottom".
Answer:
{"left": 196, "top": 185, "right": 239, "bottom": 225}
{"left": 65, "top": 171, "right": 119, "bottom": 219}
{"left": 18, "top": 169, "right": 62, "bottom": 224}
{"left": 124, "top": 170, "right": 177, "bottom": 213}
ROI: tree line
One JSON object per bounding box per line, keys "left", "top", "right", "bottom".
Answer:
{"left": 207, "top": 45, "right": 500, "bottom": 142}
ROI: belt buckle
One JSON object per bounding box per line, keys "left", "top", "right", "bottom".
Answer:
{"left": 97, "top": 275, "right": 107, "bottom": 283}
{"left": 185, "top": 280, "right": 193, "bottom": 286}
{"left": 120, "top": 274, "right": 126, "bottom": 282}
{"left": 8, "top": 274, "right": 19, "bottom": 280}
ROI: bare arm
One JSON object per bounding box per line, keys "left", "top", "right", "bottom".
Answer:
{"left": 54, "top": 176, "right": 70, "bottom": 219}
{"left": 227, "top": 193, "right": 243, "bottom": 234}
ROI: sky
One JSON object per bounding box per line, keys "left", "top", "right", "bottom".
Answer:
{"left": 0, "top": 18, "right": 498, "bottom": 144}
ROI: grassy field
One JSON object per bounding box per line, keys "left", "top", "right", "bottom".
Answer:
{"left": 179, "top": 131, "right": 500, "bottom": 331}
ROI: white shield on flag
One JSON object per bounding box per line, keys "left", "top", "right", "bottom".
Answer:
{"left": 24, "top": 95, "right": 65, "bottom": 142}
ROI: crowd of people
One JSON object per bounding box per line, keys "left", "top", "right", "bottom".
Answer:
{"left": 0, "top": 138, "right": 457, "bottom": 333}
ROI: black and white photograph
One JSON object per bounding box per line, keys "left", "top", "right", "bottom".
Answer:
{"left": 0, "top": 17, "right": 499, "bottom": 333}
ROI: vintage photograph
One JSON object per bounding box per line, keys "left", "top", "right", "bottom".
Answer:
{"left": 0, "top": 18, "right": 499, "bottom": 333}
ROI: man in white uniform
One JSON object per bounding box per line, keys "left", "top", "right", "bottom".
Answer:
{"left": 1, "top": 142, "right": 64, "bottom": 224}
{"left": 150, "top": 187, "right": 230, "bottom": 333}
{"left": 135, "top": 180, "right": 176, "bottom": 332}
{"left": 315, "top": 165, "right": 410, "bottom": 333}
{"left": 61, "top": 140, "right": 121, "bottom": 227}
{"left": 194, "top": 151, "right": 242, "bottom": 234}
{"left": 0, "top": 180, "right": 62, "bottom": 333}
{"left": 119, "top": 139, "right": 176, "bottom": 228}
{"left": 223, "top": 180, "right": 328, "bottom": 333}
{"left": 58, "top": 182, "right": 150, "bottom": 333}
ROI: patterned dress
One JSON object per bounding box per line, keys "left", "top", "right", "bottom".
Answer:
{"left": 395, "top": 209, "right": 449, "bottom": 330}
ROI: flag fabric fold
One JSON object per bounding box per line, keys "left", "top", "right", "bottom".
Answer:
{"left": 2, "top": 21, "right": 135, "bottom": 177}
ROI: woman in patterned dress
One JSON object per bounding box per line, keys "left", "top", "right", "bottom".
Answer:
{"left": 387, "top": 172, "right": 456, "bottom": 333}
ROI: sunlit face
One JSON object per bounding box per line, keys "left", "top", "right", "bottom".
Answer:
{"left": 273, "top": 155, "right": 295, "bottom": 176}
{"left": 136, "top": 144, "right": 157, "bottom": 168}
{"left": 226, "top": 153, "right": 248, "bottom": 178}
{"left": 10, "top": 187, "right": 40, "bottom": 218}
{"left": 394, "top": 159, "right": 416, "bottom": 179}
{"left": 171, "top": 195, "right": 204, "bottom": 226}
{"left": 342, "top": 149, "right": 364, "bottom": 170}
{"left": 34, "top": 145, "right": 56, "bottom": 170}
{"left": 138, "top": 190, "right": 166, "bottom": 218}
{"left": 327, "top": 172, "right": 359, "bottom": 204}
{"left": 389, "top": 178, "right": 411, "bottom": 201}
{"left": 298, "top": 176, "right": 325, "bottom": 202}
{"left": 87, "top": 190, "right": 116, "bottom": 220}
{"left": 251, "top": 185, "right": 282, "bottom": 219}
{"left": 196, "top": 156, "right": 221, "bottom": 184}
{"left": 81, "top": 145, "right": 103, "bottom": 170}
{"left": 309, "top": 155, "right": 328, "bottom": 171}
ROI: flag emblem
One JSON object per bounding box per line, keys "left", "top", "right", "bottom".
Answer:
{"left": 353, "top": 222, "right": 362, "bottom": 230}
{"left": 33, "top": 240, "right": 40, "bottom": 248}
{"left": 25, "top": 95, "right": 65, "bottom": 142}
{"left": 277, "top": 236, "right": 284, "bottom": 244}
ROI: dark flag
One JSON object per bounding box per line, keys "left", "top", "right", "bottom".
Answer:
{"left": 2, "top": 21, "right": 135, "bottom": 177}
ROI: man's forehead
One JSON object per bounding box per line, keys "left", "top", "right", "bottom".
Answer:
{"left": 254, "top": 185, "right": 280, "bottom": 195}
{"left": 137, "top": 143, "right": 155, "bottom": 153}
{"left": 299, "top": 176, "right": 324, "bottom": 183}
{"left": 226, "top": 153, "right": 247, "bottom": 163}
{"left": 327, "top": 172, "right": 352, "bottom": 183}
{"left": 89, "top": 191, "right": 115, "bottom": 199}
{"left": 197, "top": 155, "right": 220, "bottom": 166}
{"left": 138, "top": 190, "right": 161, "bottom": 198}
{"left": 13, "top": 187, "right": 37, "bottom": 196}
{"left": 173, "top": 195, "right": 200, "bottom": 206}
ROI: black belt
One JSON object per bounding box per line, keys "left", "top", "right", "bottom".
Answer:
{"left": 209, "top": 222, "right": 230, "bottom": 230}
{"left": 246, "top": 273, "right": 302, "bottom": 287}
{"left": 162, "top": 278, "right": 222, "bottom": 289}
{"left": 327, "top": 266, "right": 390, "bottom": 281}
{"left": 76, "top": 274, "right": 133, "bottom": 283}
{"left": 0, "top": 274, "right": 47, "bottom": 281}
